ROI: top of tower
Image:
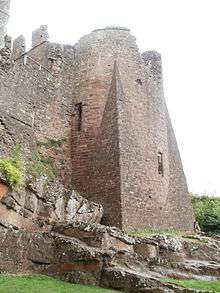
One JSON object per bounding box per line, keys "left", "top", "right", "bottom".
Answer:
{"left": 92, "top": 26, "right": 130, "bottom": 33}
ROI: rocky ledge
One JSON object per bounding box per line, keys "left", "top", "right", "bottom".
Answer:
{"left": 0, "top": 176, "right": 219, "bottom": 292}
{"left": 0, "top": 218, "right": 219, "bottom": 292}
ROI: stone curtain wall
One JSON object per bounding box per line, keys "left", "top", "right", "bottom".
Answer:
{"left": 0, "top": 27, "right": 75, "bottom": 186}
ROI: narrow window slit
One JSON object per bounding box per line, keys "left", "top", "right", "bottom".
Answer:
{"left": 75, "top": 102, "right": 83, "bottom": 131}
{"left": 158, "top": 152, "right": 164, "bottom": 176}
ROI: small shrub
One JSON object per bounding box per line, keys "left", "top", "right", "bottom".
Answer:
{"left": 0, "top": 144, "right": 25, "bottom": 188}
{"left": 191, "top": 193, "right": 220, "bottom": 233}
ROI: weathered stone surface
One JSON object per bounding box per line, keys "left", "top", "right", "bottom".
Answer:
{"left": 153, "top": 235, "right": 183, "bottom": 252}
{"left": 0, "top": 179, "right": 103, "bottom": 229}
{"left": 100, "top": 267, "right": 203, "bottom": 293}
{"left": 1, "top": 194, "right": 18, "bottom": 211}
{"left": 0, "top": 220, "right": 219, "bottom": 291}
{"left": 134, "top": 243, "right": 159, "bottom": 260}
{"left": 53, "top": 222, "right": 134, "bottom": 252}
{"left": 28, "top": 232, "right": 56, "bottom": 264}
{"left": 65, "top": 191, "right": 103, "bottom": 223}
{"left": 0, "top": 223, "right": 30, "bottom": 272}
{"left": 174, "top": 259, "right": 220, "bottom": 278}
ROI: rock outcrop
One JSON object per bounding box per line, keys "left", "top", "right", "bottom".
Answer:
{"left": 0, "top": 215, "right": 219, "bottom": 292}
{"left": 0, "top": 175, "right": 103, "bottom": 231}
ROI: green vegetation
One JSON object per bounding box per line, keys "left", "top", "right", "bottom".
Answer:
{"left": 0, "top": 143, "right": 58, "bottom": 186}
{"left": 191, "top": 193, "right": 220, "bottom": 233}
{"left": 129, "top": 228, "right": 184, "bottom": 238}
{"left": 164, "top": 278, "right": 220, "bottom": 292}
{"left": 37, "top": 138, "right": 66, "bottom": 148}
{"left": 0, "top": 144, "right": 25, "bottom": 188}
{"left": 30, "top": 151, "right": 57, "bottom": 181}
{"left": 0, "top": 275, "right": 120, "bottom": 293}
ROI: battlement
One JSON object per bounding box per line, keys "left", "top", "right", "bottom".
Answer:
{"left": 4, "top": 25, "right": 76, "bottom": 76}
{"left": 142, "top": 50, "right": 163, "bottom": 81}
{"left": 32, "top": 25, "right": 49, "bottom": 47}
{"left": 11, "top": 35, "right": 25, "bottom": 60}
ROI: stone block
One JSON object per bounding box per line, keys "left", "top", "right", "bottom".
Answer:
{"left": 65, "top": 191, "right": 103, "bottom": 224}
{"left": 24, "top": 192, "right": 38, "bottom": 213}
{"left": 53, "top": 222, "right": 134, "bottom": 253}
{"left": 134, "top": 243, "right": 159, "bottom": 259}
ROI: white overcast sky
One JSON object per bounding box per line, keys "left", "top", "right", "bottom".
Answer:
{"left": 7, "top": 0, "right": 220, "bottom": 196}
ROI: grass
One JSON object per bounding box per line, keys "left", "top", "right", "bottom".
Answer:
{"left": 128, "top": 228, "right": 187, "bottom": 238}
{"left": 0, "top": 274, "right": 121, "bottom": 293}
{"left": 164, "top": 278, "right": 220, "bottom": 292}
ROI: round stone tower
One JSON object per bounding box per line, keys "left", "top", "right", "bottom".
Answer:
{"left": 71, "top": 27, "right": 194, "bottom": 231}
{"left": 0, "top": 0, "right": 10, "bottom": 48}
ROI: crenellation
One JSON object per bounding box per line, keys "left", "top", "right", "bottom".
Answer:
{"left": 142, "top": 50, "right": 163, "bottom": 82}
{"left": 12, "top": 35, "right": 26, "bottom": 60}
{"left": 48, "top": 43, "right": 64, "bottom": 74}
{"left": 0, "top": 0, "right": 10, "bottom": 48}
{"left": 32, "top": 25, "right": 49, "bottom": 48}
{"left": 0, "top": 35, "right": 11, "bottom": 71}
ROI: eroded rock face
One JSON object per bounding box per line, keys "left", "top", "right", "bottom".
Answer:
{"left": 153, "top": 235, "right": 183, "bottom": 252}
{"left": 100, "top": 267, "right": 204, "bottom": 293}
{"left": 0, "top": 177, "right": 103, "bottom": 230}
{"left": 65, "top": 191, "right": 103, "bottom": 224}
{"left": 0, "top": 219, "right": 219, "bottom": 292}
{"left": 0, "top": 171, "right": 219, "bottom": 292}
{"left": 52, "top": 221, "right": 134, "bottom": 253}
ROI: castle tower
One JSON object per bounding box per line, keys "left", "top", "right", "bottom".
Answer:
{"left": 72, "top": 27, "right": 195, "bottom": 231}
{"left": 0, "top": 0, "right": 10, "bottom": 48}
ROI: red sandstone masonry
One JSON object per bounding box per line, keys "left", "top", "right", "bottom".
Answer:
{"left": 0, "top": 25, "right": 194, "bottom": 231}
{"left": 71, "top": 27, "right": 194, "bottom": 231}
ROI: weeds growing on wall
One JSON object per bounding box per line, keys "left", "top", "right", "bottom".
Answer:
{"left": 37, "top": 138, "right": 66, "bottom": 148}
{"left": 0, "top": 144, "right": 25, "bottom": 188}
{"left": 30, "top": 151, "right": 57, "bottom": 181}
